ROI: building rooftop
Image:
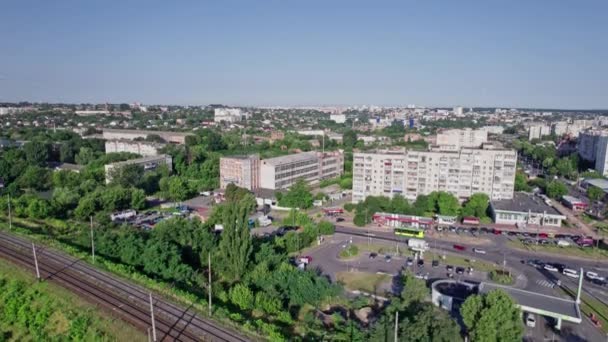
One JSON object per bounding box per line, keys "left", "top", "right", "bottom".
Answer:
{"left": 562, "top": 195, "right": 585, "bottom": 204}
{"left": 491, "top": 192, "right": 563, "bottom": 216}
{"left": 261, "top": 152, "right": 317, "bottom": 166}
{"left": 221, "top": 154, "right": 259, "bottom": 160}
{"left": 583, "top": 178, "right": 608, "bottom": 192}
{"left": 103, "top": 128, "right": 193, "bottom": 137}
{"left": 479, "top": 282, "right": 580, "bottom": 321}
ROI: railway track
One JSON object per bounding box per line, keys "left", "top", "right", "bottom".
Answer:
{"left": 0, "top": 231, "right": 249, "bottom": 342}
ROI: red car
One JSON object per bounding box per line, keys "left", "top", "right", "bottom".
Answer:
{"left": 453, "top": 244, "right": 466, "bottom": 251}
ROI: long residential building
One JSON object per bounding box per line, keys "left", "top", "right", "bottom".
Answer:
{"left": 104, "top": 154, "right": 172, "bottom": 184}
{"left": 435, "top": 128, "right": 487, "bottom": 150}
{"left": 102, "top": 128, "right": 193, "bottom": 144}
{"left": 219, "top": 154, "right": 261, "bottom": 191}
{"left": 352, "top": 145, "right": 517, "bottom": 203}
{"left": 259, "top": 151, "right": 344, "bottom": 190}
{"left": 105, "top": 139, "right": 166, "bottom": 157}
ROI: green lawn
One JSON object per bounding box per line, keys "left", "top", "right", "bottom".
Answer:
{"left": 338, "top": 244, "right": 359, "bottom": 259}
{"left": 0, "top": 258, "right": 145, "bottom": 341}
{"left": 354, "top": 242, "right": 414, "bottom": 257}
{"left": 336, "top": 271, "right": 392, "bottom": 293}
{"left": 561, "top": 285, "right": 608, "bottom": 334}
{"left": 508, "top": 240, "right": 608, "bottom": 259}
{"left": 426, "top": 252, "right": 501, "bottom": 273}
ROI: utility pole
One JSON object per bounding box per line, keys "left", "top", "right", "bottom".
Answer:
{"left": 394, "top": 311, "right": 399, "bottom": 342}
{"left": 7, "top": 194, "right": 12, "bottom": 230}
{"left": 32, "top": 243, "right": 40, "bottom": 280}
{"left": 149, "top": 293, "right": 157, "bottom": 342}
{"left": 208, "top": 252, "right": 212, "bottom": 316}
{"left": 90, "top": 216, "right": 95, "bottom": 263}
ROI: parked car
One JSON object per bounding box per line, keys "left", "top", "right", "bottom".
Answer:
{"left": 417, "top": 259, "right": 424, "bottom": 267}
{"left": 446, "top": 265, "right": 454, "bottom": 272}
{"left": 432, "top": 260, "right": 439, "bottom": 268}
{"left": 336, "top": 217, "right": 345, "bottom": 223}
{"left": 473, "top": 248, "right": 486, "bottom": 254}
{"left": 544, "top": 264, "right": 559, "bottom": 272}
{"left": 526, "top": 313, "right": 536, "bottom": 328}
{"left": 456, "top": 267, "right": 465, "bottom": 275}
{"left": 557, "top": 239, "right": 571, "bottom": 247}
{"left": 369, "top": 252, "right": 378, "bottom": 259}
{"left": 385, "top": 255, "right": 392, "bottom": 263}
{"left": 406, "top": 258, "right": 413, "bottom": 266}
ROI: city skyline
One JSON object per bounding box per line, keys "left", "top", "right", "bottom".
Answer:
{"left": 1, "top": 1, "right": 607, "bottom": 109}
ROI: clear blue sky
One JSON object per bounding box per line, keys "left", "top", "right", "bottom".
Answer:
{"left": 1, "top": 1, "right": 607, "bottom": 109}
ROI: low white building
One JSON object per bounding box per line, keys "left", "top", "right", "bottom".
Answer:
{"left": 104, "top": 154, "right": 172, "bottom": 184}
{"left": 105, "top": 139, "right": 165, "bottom": 157}
{"left": 214, "top": 108, "right": 246, "bottom": 123}
{"left": 329, "top": 114, "right": 346, "bottom": 123}
{"left": 259, "top": 151, "right": 344, "bottom": 190}
{"left": 490, "top": 192, "right": 567, "bottom": 227}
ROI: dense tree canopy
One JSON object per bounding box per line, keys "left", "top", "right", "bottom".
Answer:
{"left": 461, "top": 290, "right": 523, "bottom": 342}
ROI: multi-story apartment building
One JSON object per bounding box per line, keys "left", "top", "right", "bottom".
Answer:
{"left": 214, "top": 108, "right": 246, "bottom": 123}
{"left": 102, "top": 129, "right": 193, "bottom": 144}
{"left": 352, "top": 146, "right": 517, "bottom": 203}
{"left": 104, "top": 154, "right": 172, "bottom": 184}
{"left": 578, "top": 130, "right": 608, "bottom": 176}
{"left": 219, "top": 154, "right": 260, "bottom": 191}
{"left": 435, "top": 128, "right": 487, "bottom": 150}
{"left": 527, "top": 124, "right": 551, "bottom": 140}
{"left": 259, "top": 151, "right": 344, "bottom": 190}
{"left": 105, "top": 139, "right": 165, "bottom": 157}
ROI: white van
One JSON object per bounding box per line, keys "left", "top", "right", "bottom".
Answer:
{"left": 563, "top": 268, "right": 579, "bottom": 278}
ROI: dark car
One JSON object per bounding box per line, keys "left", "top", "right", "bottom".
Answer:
{"left": 456, "top": 267, "right": 465, "bottom": 275}
{"left": 446, "top": 265, "right": 454, "bottom": 272}
{"left": 336, "top": 217, "right": 345, "bottom": 223}
{"left": 369, "top": 252, "right": 378, "bottom": 259}
{"left": 526, "top": 259, "right": 543, "bottom": 268}
{"left": 417, "top": 259, "right": 424, "bottom": 267}
{"left": 432, "top": 260, "right": 439, "bottom": 268}
{"left": 453, "top": 244, "right": 466, "bottom": 251}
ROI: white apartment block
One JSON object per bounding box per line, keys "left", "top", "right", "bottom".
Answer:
{"left": 219, "top": 155, "right": 260, "bottom": 191}
{"left": 330, "top": 114, "right": 346, "bottom": 123}
{"left": 479, "top": 126, "right": 504, "bottom": 135}
{"left": 214, "top": 108, "right": 246, "bottom": 123}
{"left": 435, "top": 128, "right": 487, "bottom": 150}
{"left": 528, "top": 124, "right": 551, "bottom": 140}
{"left": 352, "top": 146, "right": 517, "bottom": 203}
{"left": 260, "top": 151, "right": 344, "bottom": 190}
{"left": 105, "top": 139, "right": 165, "bottom": 157}
{"left": 578, "top": 130, "right": 608, "bottom": 176}
{"left": 104, "top": 154, "right": 172, "bottom": 184}
{"left": 102, "top": 129, "right": 193, "bottom": 144}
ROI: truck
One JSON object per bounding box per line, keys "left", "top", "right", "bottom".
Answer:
{"left": 408, "top": 238, "right": 429, "bottom": 252}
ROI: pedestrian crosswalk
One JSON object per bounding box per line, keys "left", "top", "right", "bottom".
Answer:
{"left": 536, "top": 279, "right": 556, "bottom": 288}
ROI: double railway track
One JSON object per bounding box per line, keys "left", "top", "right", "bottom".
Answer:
{"left": 0, "top": 231, "right": 249, "bottom": 342}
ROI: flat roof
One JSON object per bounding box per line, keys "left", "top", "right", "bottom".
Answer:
{"left": 491, "top": 192, "right": 563, "bottom": 216}
{"left": 562, "top": 195, "right": 585, "bottom": 204}
{"left": 583, "top": 178, "right": 608, "bottom": 191}
{"left": 103, "top": 128, "right": 193, "bottom": 137}
{"left": 479, "top": 282, "right": 580, "bottom": 320}
{"left": 261, "top": 152, "right": 317, "bottom": 166}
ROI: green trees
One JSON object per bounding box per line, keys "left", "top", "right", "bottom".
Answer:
{"left": 317, "top": 221, "right": 335, "bottom": 235}
{"left": 109, "top": 164, "right": 144, "bottom": 188}
{"left": 159, "top": 176, "right": 195, "bottom": 201}
{"left": 461, "top": 290, "right": 523, "bottom": 341}
{"left": 343, "top": 130, "right": 358, "bottom": 149}
{"left": 399, "top": 273, "right": 428, "bottom": 308}
{"left": 24, "top": 141, "right": 49, "bottom": 166}
{"left": 229, "top": 284, "right": 254, "bottom": 310}
{"left": 278, "top": 179, "right": 313, "bottom": 209}
{"left": 514, "top": 172, "right": 531, "bottom": 192}
{"left": 217, "top": 199, "right": 253, "bottom": 282}
{"left": 546, "top": 180, "right": 568, "bottom": 199}
{"left": 430, "top": 191, "right": 460, "bottom": 216}
{"left": 461, "top": 193, "right": 490, "bottom": 218}
{"left": 587, "top": 186, "right": 604, "bottom": 202}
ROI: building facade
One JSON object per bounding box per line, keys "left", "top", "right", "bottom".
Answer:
{"left": 490, "top": 192, "right": 567, "bottom": 227}
{"left": 105, "top": 139, "right": 165, "bottom": 157}
{"left": 435, "top": 128, "right": 487, "bottom": 150}
{"left": 102, "top": 129, "right": 192, "bottom": 144}
{"left": 352, "top": 146, "right": 517, "bottom": 203}
{"left": 577, "top": 130, "right": 608, "bottom": 176}
{"left": 104, "top": 154, "right": 172, "bottom": 184}
{"left": 330, "top": 114, "right": 346, "bottom": 123}
{"left": 214, "top": 108, "right": 245, "bottom": 123}
{"left": 259, "top": 151, "right": 344, "bottom": 190}
{"left": 528, "top": 124, "right": 551, "bottom": 141}
{"left": 219, "top": 154, "right": 260, "bottom": 191}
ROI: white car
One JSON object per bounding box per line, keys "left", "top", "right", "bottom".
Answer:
{"left": 526, "top": 313, "right": 536, "bottom": 328}
{"left": 557, "top": 240, "right": 571, "bottom": 247}
{"left": 562, "top": 268, "right": 579, "bottom": 278}
{"left": 586, "top": 271, "right": 606, "bottom": 281}
{"left": 544, "top": 264, "right": 559, "bottom": 272}
{"left": 473, "top": 248, "right": 486, "bottom": 254}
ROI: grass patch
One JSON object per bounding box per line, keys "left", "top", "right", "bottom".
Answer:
{"left": 338, "top": 244, "right": 359, "bottom": 259}
{"left": 508, "top": 240, "right": 608, "bottom": 259}
{"left": 489, "top": 270, "right": 513, "bottom": 285}
{"left": 561, "top": 285, "right": 608, "bottom": 334}
{"left": 0, "top": 258, "right": 145, "bottom": 341}
{"left": 336, "top": 271, "right": 392, "bottom": 293}
{"left": 355, "top": 243, "right": 414, "bottom": 257}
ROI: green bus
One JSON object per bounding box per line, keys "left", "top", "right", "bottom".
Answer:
{"left": 394, "top": 227, "right": 425, "bottom": 238}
